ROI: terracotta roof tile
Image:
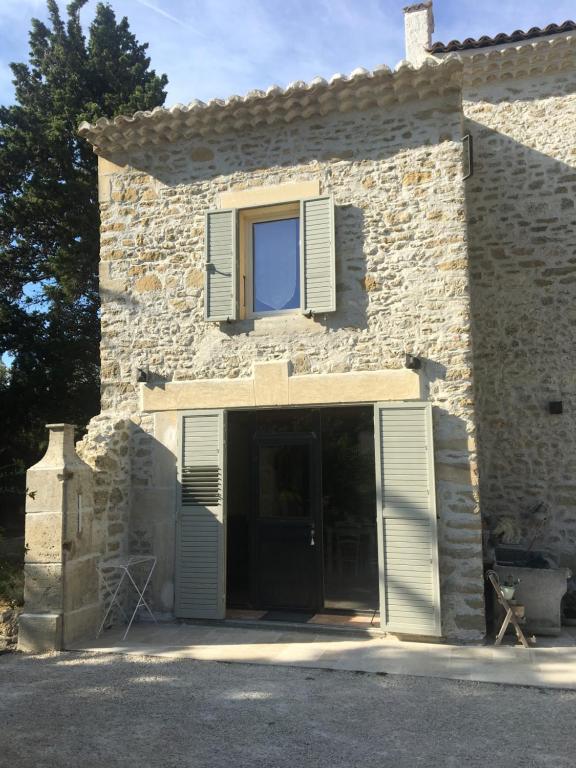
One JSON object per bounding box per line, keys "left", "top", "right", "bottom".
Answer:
{"left": 403, "top": 3, "right": 432, "bottom": 13}
{"left": 79, "top": 58, "right": 464, "bottom": 154}
{"left": 429, "top": 20, "right": 576, "bottom": 53}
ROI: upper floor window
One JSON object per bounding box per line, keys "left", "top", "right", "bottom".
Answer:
{"left": 241, "top": 203, "right": 300, "bottom": 317}
{"left": 204, "top": 196, "right": 335, "bottom": 322}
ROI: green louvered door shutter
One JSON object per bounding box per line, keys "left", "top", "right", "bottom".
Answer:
{"left": 204, "top": 209, "right": 238, "bottom": 321}
{"left": 175, "top": 410, "right": 226, "bottom": 619}
{"left": 300, "top": 196, "right": 336, "bottom": 314}
{"left": 374, "top": 402, "right": 441, "bottom": 637}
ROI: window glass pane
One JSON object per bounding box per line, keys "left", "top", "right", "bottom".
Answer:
{"left": 253, "top": 218, "right": 299, "bottom": 312}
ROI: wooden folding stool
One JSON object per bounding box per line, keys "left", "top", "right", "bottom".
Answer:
{"left": 487, "top": 570, "right": 532, "bottom": 648}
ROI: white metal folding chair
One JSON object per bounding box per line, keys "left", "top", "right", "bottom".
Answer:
{"left": 97, "top": 555, "right": 158, "bottom": 640}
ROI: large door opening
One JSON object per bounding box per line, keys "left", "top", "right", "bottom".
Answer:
{"left": 226, "top": 406, "right": 378, "bottom": 619}
{"left": 255, "top": 433, "right": 321, "bottom": 611}
{"left": 176, "top": 401, "right": 440, "bottom": 636}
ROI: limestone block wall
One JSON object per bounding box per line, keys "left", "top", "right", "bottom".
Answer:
{"left": 19, "top": 425, "right": 103, "bottom": 651}
{"left": 60, "top": 447, "right": 101, "bottom": 646}
{"left": 465, "top": 67, "right": 576, "bottom": 568}
{"left": 94, "top": 90, "right": 485, "bottom": 639}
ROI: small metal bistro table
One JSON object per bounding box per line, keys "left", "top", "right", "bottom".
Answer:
{"left": 96, "top": 555, "right": 158, "bottom": 640}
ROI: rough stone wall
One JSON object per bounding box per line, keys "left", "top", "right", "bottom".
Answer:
{"left": 74, "top": 413, "right": 134, "bottom": 626}
{"left": 465, "top": 67, "right": 576, "bottom": 569}
{"left": 94, "top": 91, "right": 484, "bottom": 639}
{"left": 76, "top": 413, "right": 132, "bottom": 559}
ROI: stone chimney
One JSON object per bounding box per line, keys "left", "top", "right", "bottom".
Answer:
{"left": 404, "top": 2, "right": 435, "bottom": 66}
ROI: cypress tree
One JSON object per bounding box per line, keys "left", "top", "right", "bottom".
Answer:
{"left": 0, "top": 0, "right": 168, "bottom": 531}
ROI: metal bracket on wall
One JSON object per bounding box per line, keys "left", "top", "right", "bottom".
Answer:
{"left": 462, "top": 134, "right": 474, "bottom": 180}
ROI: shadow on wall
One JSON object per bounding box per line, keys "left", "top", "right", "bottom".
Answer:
{"left": 221, "top": 204, "right": 369, "bottom": 335}
{"left": 430, "top": 405, "right": 483, "bottom": 637}
{"left": 113, "top": 99, "right": 462, "bottom": 188}
{"left": 465, "top": 117, "right": 576, "bottom": 567}
{"left": 126, "top": 419, "right": 178, "bottom": 616}
{"left": 71, "top": 417, "right": 179, "bottom": 628}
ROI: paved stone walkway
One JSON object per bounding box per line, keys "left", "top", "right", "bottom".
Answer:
{"left": 73, "top": 621, "right": 576, "bottom": 689}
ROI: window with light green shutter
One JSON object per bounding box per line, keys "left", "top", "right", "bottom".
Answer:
{"left": 204, "top": 196, "right": 336, "bottom": 320}
{"left": 300, "top": 196, "right": 336, "bottom": 315}
{"left": 204, "top": 209, "right": 238, "bottom": 321}
{"left": 374, "top": 402, "right": 442, "bottom": 637}
{"left": 175, "top": 410, "right": 227, "bottom": 619}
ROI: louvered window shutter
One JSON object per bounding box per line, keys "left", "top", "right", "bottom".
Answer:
{"left": 300, "top": 196, "right": 336, "bottom": 314}
{"left": 374, "top": 402, "right": 442, "bottom": 637}
{"left": 204, "top": 209, "right": 238, "bottom": 321}
{"left": 175, "top": 410, "right": 226, "bottom": 619}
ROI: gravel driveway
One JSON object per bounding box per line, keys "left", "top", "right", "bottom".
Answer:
{"left": 1, "top": 651, "right": 574, "bottom": 767}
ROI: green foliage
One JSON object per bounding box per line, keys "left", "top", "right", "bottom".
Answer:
{"left": 0, "top": 560, "right": 24, "bottom": 607}
{"left": 0, "top": 1, "right": 168, "bottom": 529}
{"left": 0, "top": 529, "right": 24, "bottom": 606}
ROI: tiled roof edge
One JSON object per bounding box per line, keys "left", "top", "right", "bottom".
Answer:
{"left": 79, "top": 57, "right": 463, "bottom": 155}
{"left": 444, "top": 30, "right": 575, "bottom": 88}
{"left": 429, "top": 20, "right": 576, "bottom": 53}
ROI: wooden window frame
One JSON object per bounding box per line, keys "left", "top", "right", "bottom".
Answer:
{"left": 239, "top": 202, "right": 300, "bottom": 320}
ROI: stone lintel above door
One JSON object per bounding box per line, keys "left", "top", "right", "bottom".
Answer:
{"left": 140, "top": 361, "right": 421, "bottom": 412}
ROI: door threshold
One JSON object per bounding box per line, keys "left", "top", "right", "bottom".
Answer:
{"left": 223, "top": 618, "right": 385, "bottom": 637}
{"left": 222, "top": 609, "right": 383, "bottom": 637}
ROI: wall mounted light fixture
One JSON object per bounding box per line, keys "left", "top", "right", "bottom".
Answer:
{"left": 405, "top": 354, "right": 422, "bottom": 370}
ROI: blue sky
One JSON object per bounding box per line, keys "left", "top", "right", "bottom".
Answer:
{"left": 0, "top": 0, "right": 574, "bottom": 108}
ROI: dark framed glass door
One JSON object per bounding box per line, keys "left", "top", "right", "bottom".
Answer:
{"left": 252, "top": 432, "right": 322, "bottom": 611}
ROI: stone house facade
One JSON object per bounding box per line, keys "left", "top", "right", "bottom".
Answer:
{"left": 18, "top": 3, "right": 576, "bottom": 650}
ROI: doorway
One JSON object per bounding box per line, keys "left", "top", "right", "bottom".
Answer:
{"left": 226, "top": 406, "right": 378, "bottom": 618}
{"left": 254, "top": 433, "right": 321, "bottom": 611}
{"left": 176, "top": 401, "right": 441, "bottom": 636}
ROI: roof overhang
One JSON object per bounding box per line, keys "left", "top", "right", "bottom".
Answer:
{"left": 79, "top": 57, "right": 463, "bottom": 156}
{"left": 428, "top": 20, "right": 576, "bottom": 54}
{"left": 432, "top": 31, "right": 576, "bottom": 87}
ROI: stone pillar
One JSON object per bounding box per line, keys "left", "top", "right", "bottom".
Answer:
{"left": 403, "top": 2, "right": 434, "bottom": 66}
{"left": 18, "top": 424, "right": 98, "bottom": 652}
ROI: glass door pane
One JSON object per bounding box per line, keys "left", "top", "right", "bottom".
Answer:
{"left": 258, "top": 443, "right": 310, "bottom": 519}
{"left": 255, "top": 436, "right": 321, "bottom": 611}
